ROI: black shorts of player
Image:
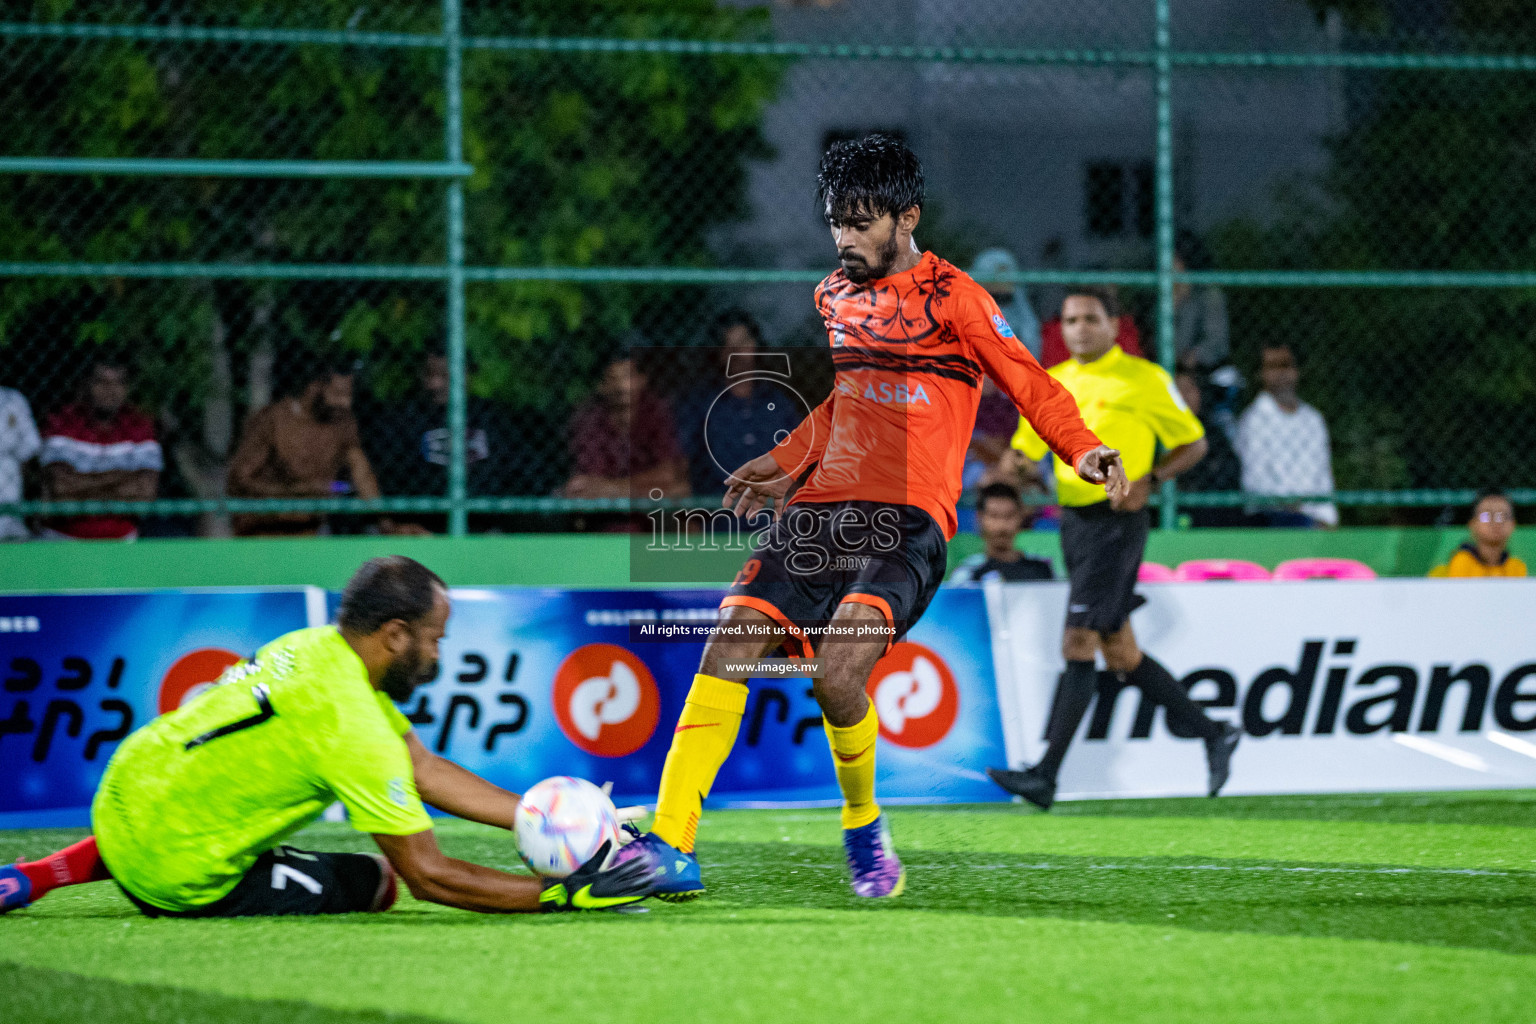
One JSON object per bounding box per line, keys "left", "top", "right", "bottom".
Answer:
{"left": 1060, "top": 501, "right": 1150, "bottom": 634}
{"left": 120, "top": 846, "right": 391, "bottom": 919}
{"left": 723, "top": 500, "right": 948, "bottom": 658}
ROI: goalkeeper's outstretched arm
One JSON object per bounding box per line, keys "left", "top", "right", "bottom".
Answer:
{"left": 373, "top": 832, "right": 661, "bottom": 913}
{"left": 406, "top": 731, "right": 521, "bottom": 829}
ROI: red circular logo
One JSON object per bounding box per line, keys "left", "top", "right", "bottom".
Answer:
{"left": 158, "top": 648, "right": 243, "bottom": 715}
{"left": 865, "top": 642, "right": 959, "bottom": 748}
{"left": 551, "top": 644, "right": 661, "bottom": 757}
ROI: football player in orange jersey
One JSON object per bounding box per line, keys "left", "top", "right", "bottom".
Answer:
{"left": 620, "top": 134, "right": 1127, "bottom": 900}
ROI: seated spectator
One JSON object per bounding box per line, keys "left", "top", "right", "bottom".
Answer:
{"left": 0, "top": 383, "right": 40, "bottom": 540}
{"left": 970, "top": 249, "right": 1043, "bottom": 361}
{"left": 1173, "top": 369, "right": 1246, "bottom": 527}
{"left": 39, "top": 358, "right": 161, "bottom": 540}
{"left": 365, "top": 352, "right": 502, "bottom": 533}
{"left": 949, "top": 483, "right": 1054, "bottom": 583}
{"left": 965, "top": 377, "right": 1024, "bottom": 486}
{"left": 227, "top": 362, "right": 403, "bottom": 537}
{"left": 561, "top": 353, "right": 688, "bottom": 504}
{"left": 1429, "top": 488, "right": 1526, "bottom": 577}
{"left": 675, "top": 311, "right": 801, "bottom": 496}
{"left": 1236, "top": 344, "right": 1338, "bottom": 528}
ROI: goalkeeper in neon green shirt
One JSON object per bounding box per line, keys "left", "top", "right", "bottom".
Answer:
{"left": 0, "top": 556, "right": 661, "bottom": 917}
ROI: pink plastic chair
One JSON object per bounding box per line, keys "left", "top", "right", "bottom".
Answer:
{"left": 1271, "top": 557, "right": 1377, "bottom": 581}
{"left": 1174, "top": 559, "right": 1273, "bottom": 581}
{"left": 1138, "top": 562, "right": 1178, "bottom": 582}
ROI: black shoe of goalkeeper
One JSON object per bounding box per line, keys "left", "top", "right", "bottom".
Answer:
{"left": 986, "top": 766, "right": 1056, "bottom": 811}
{"left": 1206, "top": 723, "right": 1241, "bottom": 797}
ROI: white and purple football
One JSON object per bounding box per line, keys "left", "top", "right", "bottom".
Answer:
{"left": 513, "top": 776, "right": 622, "bottom": 878}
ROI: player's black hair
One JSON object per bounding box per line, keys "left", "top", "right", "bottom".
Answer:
{"left": 977, "top": 482, "right": 1025, "bottom": 513}
{"left": 817, "top": 133, "right": 925, "bottom": 224}
{"left": 337, "top": 556, "right": 447, "bottom": 635}
{"left": 1062, "top": 285, "right": 1120, "bottom": 320}
{"left": 711, "top": 307, "right": 763, "bottom": 346}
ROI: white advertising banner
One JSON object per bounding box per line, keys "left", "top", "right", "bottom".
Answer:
{"left": 987, "top": 578, "right": 1536, "bottom": 800}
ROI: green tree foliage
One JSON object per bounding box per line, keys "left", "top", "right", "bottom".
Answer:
{"left": 1211, "top": 1, "right": 1536, "bottom": 505}
{"left": 0, "top": 0, "right": 782, "bottom": 492}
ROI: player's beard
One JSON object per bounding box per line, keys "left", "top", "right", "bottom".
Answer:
{"left": 842, "top": 230, "right": 900, "bottom": 285}
{"left": 380, "top": 646, "right": 439, "bottom": 704}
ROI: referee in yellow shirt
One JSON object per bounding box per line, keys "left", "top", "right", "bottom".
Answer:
{"left": 987, "top": 287, "right": 1241, "bottom": 809}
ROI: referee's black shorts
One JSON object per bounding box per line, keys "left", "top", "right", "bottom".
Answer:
{"left": 1059, "top": 501, "right": 1149, "bottom": 634}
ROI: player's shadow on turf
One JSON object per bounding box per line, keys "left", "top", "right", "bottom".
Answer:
{"left": 696, "top": 842, "right": 1536, "bottom": 957}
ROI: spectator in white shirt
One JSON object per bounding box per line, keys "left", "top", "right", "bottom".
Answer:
{"left": 1236, "top": 344, "right": 1338, "bottom": 528}
{"left": 0, "top": 386, "right": 41, "bottom": 540}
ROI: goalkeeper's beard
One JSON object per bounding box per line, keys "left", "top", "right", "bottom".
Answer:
{"left": 380, "top": 649, "right": 438, "bottom": 704}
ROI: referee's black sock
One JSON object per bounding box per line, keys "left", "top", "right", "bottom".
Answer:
{"left": 1035, "top": 659, "right": 1097, "bottom": 783}
{"left": 1129, "top": 654, "right": 1222, "bottom": 740}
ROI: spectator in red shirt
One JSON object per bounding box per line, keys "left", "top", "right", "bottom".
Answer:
{"left": 561, "top": 354, "right": 689, "bottom": 505}
{"left": 39, "top": 358, "right": 161, "bottom": 540}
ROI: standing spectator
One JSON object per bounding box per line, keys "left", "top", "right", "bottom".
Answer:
{"left": 0, "top": 384, "right": 40, "bottom": 540}
{"left": 1172, "top": 232, "right": 1231, "bottom": 372}
{"left": 1236, "top": 344, "right": 1338, "bottom": 528}
{"left": 1429, "top": 488, "right": 1526, "bottom": 577}
{"left": 227, "top": 362, "right": 397, "bottom": 537}
{"left": 949, "top": 483, "right": 1053, "bottom": 583}
{"left": 675, "top": 311, "right": 800, "bottom": 496}
{"left": 561, "top": 353, "right": 688, "bottom": 503}
{"left": 39, "top": 358, "right": 161, "bottom": 540}
{"left": 365, "top": 352, "right": 502, "bottom": 534}
{"left": 970, "top": 249, "right": 1043, "bottom": 361}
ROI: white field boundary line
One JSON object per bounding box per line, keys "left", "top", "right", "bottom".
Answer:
{"left": 698, "top": 857, "right": 1524, "bottom": 877}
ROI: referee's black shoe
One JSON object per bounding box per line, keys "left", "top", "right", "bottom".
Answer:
{"left": 1205, "top": 723, "right": 1242, "bottom": 797}
{"left": 986, "top": 765, "right": 1055, "bottom": 811}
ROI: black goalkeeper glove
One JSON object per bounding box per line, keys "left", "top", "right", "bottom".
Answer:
{"left": 538, "top": 840, "right": 662, "bottom": 913}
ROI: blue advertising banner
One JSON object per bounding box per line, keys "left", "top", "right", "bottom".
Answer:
{"left": 0, "top": 589, "right": 319, "bottom": 828}
{"left": 0, "top": 585, "right": 1005, "bottom": 830}
{"left": 382, "top": 586, "right": 1008, "bottom": 807}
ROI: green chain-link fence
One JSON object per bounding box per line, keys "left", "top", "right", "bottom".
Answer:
{"left": 1, "top": 0, "right": 1533, "bottom": 539}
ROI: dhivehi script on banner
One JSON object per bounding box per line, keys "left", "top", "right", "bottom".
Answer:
{"left": 985, "top": 578, "right": 1536, "bottom": 800}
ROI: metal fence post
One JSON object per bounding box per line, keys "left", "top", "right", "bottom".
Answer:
{"left": 444, "top": 0, "right": 468, "bottom": 537}
{"left": 1154, "top": 0, "right": 1179, "bottom": 530}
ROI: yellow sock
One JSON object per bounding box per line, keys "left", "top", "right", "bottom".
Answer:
{"left": 824, "top": 703, "right": 881, "bottom": 830}
{"left": 651, "top": 674, "right": 749, "bottom": 854}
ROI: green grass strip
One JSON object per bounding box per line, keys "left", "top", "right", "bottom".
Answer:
{"left": 0, "top": 961, "right": 453, "bottom": 1024}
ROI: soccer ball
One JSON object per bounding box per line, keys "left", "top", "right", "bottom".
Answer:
{"left": 513, "top": 776, "right": 622, "bottom": 878}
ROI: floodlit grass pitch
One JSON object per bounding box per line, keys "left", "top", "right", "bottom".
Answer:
{"left": 3, "top": 791, "right": 1534, "bottom": 1024}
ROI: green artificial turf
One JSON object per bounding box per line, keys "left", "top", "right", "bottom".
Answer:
{"left": 3, "top": 791, "right": 1534, "bottom": 1024}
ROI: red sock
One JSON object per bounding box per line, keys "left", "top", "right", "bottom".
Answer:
{"left": 18, "top": 836, "right": 111, "bottom": 900}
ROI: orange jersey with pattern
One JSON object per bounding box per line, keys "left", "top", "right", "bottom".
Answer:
{"left": 769, "top": 251, "right": 1104, "bottom": 538}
